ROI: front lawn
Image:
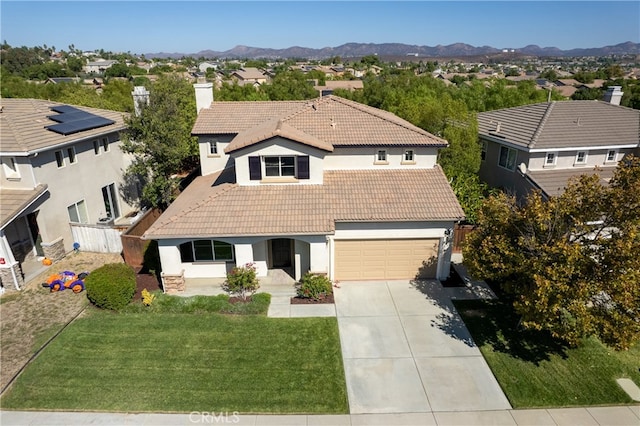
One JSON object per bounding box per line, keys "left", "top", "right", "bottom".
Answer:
{"left": 454, "top": 299, "right": 640, "bottom": 408}
{"left": 1, "top": 310, "right": 348, "bottom": 413}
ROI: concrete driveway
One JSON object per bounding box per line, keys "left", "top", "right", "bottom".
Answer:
{"left": 335, "top": 279, "right": 511, "bottom": 414}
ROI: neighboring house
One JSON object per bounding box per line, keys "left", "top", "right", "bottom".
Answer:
{"left": 313, "top": 80, "right": 364, "bottom": 96}
{"left": 83, "top": 59, "right": 118, "bottom": 74}
{"left": 0, "top": 99, "right": 136, "bottom": 289}
{"left": 230, "top": 67, "right": 268, "bottom": 86}
{"left": 477, "top": 87, "right": 640, "bottom": 200}
{"left": 198, "top": 61, "right": 220, "bottom": 73}
{"left": 44, "top": 77, "right": 81, "bottom": 85}
{"left": 143, "top": 85, "right": 464, "bottom": 293}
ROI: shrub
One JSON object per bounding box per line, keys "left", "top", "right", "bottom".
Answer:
{"left": 296, "top": 273, "right": 332, "bottom": 300}
{"left": 221, "top": 263, "right": 260, "bottom": 301}
{"left": 85, "top": 263, "right": 136, "bottom": 310}
{"left": 141, "top": 288, "right": 155, "bottom": 306}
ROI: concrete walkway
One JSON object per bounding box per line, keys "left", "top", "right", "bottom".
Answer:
{"left": 2, "top": 406, "right": 639, "bottom": 425}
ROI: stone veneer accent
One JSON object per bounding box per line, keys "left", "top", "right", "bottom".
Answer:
{"left": 0, "top": 263, "right": 25, "bottom": 290}
{"left": 162, "top": 270, "right": 185, "bottom": 294}
{"left": 41, "top": 237, "right": 65, "bottom": 262}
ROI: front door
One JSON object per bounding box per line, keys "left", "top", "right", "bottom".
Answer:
{"left": 27, "top": 212, "right": 44, "bottom": 257}
{"left": 271, "top": 239, "right": 291, "bottom": 268}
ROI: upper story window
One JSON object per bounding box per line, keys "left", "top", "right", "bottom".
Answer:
{"left": 403, "top": 149, "right": 415, "bottom": 163}
{"left": 249, "top": 155, "right": 309, "bottom": 181}
{"left": 2, "top": 157, "right": 20, "bottom": 179}
{"left": 498, "top": 146, "right": 517, "bottom": 171}
{"left": 545, "top": 152, "right": 557, "bottom": 167}
{"left": 101, "top": 137, "right": 110, "bottom": 152}
{"left": 179, "top": 240, "right": 234, "bottom": 263}
{"left": 67, "top": 147, "right": 77, "bottom": 164}
{"left": 208, "top": 140, "right": 218, "bottom": 155}
{"left": 55, "top": 150, "right": 65, "bottom": 168}
{"left": 606, "top": 150, "right": 617, "bottom": 163}
{"left": 375, "top": 149, "right": 388, "bottom": 164}
{"left": 575, "top": 151, "right": 588, "bottom": 165}
{"left": 265, "top": 156, "right": 295, "bottom": 177}
{"left": 67, "top": 199, "right": 89, "bottom": 224}
{"left": 93, "top": 140, "right": 100, "bottom": 155}
{"left": 480, "top": 140, "right": 487, "bottom": 161}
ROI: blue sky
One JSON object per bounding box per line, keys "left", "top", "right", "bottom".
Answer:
{"left": 2, "top": 1, "right": 639, "bottom": 54}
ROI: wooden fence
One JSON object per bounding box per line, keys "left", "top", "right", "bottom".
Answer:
{"left": 453, "top": 224, "right": 475, "bottom": 253}
{"left": 120, "top": 208, "right": 162, "bottom": 268}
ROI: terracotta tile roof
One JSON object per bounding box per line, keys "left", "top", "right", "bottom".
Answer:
{"left": 0, "top": 98, "right": 127, "bottom": 154}
{"left": 478, "top": 101, "right": 640, "bottom": 151}
{"left": 527, "top": 166, "right": 616, "bottom": 198}
{"left": 226, "top": 119, "right": 334, "bottom": 153}
{"left": 0, "top": 184, "right": 48, "bottom": 229}
{"left": 192, "top": 95, "right": 447, "bottom": 150}
{"left": 144, "top": 167, "right": 464, "bottom": 239}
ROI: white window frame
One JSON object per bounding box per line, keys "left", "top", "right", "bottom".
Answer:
{"left": 375, "top": 149, "right": 388, "bottom": 164}
{"left": 575, "top": 150, "right": 588, "bottom": 165}
{"left": 55, "top": 150, "right": 65, "bottom": 168}
{"left": 2, "top": 157, "right": 21, "bottom": 179}
{"left": 101, "top": 137, "right": 110, "bottom": 152}
{"left": 67, "top": 199, "right": 89, "bottom": 224}
{"left": 263, "top": 155, "right": 296, "bottom": 178}
{"left": 208, "top": 140, "right": 218, "bottom": 156}
{"left": 402, "top": 149, "right": 415, "bottom": 164}
{"left": 66, "top": 146, "right": 77, "bottom": 164}
{"left": 605, "top": 149, "right": 617, "bottom": 163}
{"left": 498, "top": 146, "right": 517, "bottom": 171}
{"left": 93, "top": 140, "right": 101, "bottom": 155}
{"left": 544, "top": 152, "right": 557, "bottom": 167}
{"left": 101, "top": 182, "right": 120, "bottom": 219}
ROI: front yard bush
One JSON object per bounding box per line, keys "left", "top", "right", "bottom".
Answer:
{"left": 85, "top": 263, "right": 136, "bottom": 310}
{"left": 296, "top": 273, "right": 332, "bottom": 300}
{"left": 221, "top": 263, "right": 260, "bottom": 301}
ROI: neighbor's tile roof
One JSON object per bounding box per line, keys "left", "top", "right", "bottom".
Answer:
{"left": 192, "top": 95, "right": 447, "bottom": 152}
{"left": 0, "top": 98, "right": 127, "bottom": 154}
{"left": 527, "top": 166, "right": 617, "bottom": 198}
{"left": 0, "top": 184, "right": 48, "bottom": 229}
{"left": 478, "top": 101, "right": 640, "bottom": 151}
{"left": 144, "top": 167, "right": 464, "bottom": 239}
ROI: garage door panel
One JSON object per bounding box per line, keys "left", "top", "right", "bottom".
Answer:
{"left": 335, "top": 238, "right": 439, "bottom": 280}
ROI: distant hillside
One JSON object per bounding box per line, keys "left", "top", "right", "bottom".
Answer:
{"left": 146, "top": 41, "right": 639, "bottom": 60}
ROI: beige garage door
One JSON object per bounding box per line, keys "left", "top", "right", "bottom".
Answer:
{"left": 334, "top": 238, "right": 440, "bottom": 280}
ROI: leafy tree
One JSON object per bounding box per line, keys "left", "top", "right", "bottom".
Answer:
{"left": 463, "top": 156, "right": 640, "bottom": 350}
{"left": 104, "top": 63, "right": 131, "bottom": 78}
{"left": 539, "top": 69, "right": 558, "bottom": 81}
{"left": 262, "top": 70, "right": 317, "bottom": 100}
{"left": 66, "top": 56, "right": 85, "bottom": 73}
{"left": 121, "top": 75, "right": 198, "bottom": 209}
{"left": 571, "top": 87, "right": 602, "bottom": 101}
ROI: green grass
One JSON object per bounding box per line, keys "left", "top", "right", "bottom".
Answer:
{"left": 455, "top": 299, "right": 640, "bottom": 408}
{"left": 1, "top": 309, "right": 348, "bottom": 413}
{"left": 122, "top": 292, "right": 272, "bottom": 315}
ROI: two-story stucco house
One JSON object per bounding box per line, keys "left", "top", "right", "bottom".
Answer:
{"left": 478, "top": 93, "right": 640, "bottom": 200}
{"left": 143, "top": 84, "right": 464, "bottom": 293}
{"left": 0, "top": 99, "right": 136, "bottom": 289}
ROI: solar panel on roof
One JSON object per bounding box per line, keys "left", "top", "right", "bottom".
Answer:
{"left": 45, "top": 105, "right": 116, "bottom": 135}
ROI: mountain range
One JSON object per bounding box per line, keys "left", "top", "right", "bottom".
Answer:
{"left": 146, "top": 41, "right": 640, "bottom": 60}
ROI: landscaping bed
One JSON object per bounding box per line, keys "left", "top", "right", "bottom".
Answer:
{"left": 454, "top": 298, "right": 640, "bottom": 407}
{"left": 0, "top": 310, "right": 348, "bottom": 413}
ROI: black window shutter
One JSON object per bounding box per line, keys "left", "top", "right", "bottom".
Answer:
{"left": 249, "top": 156, "right": 262, "bottom": 180}
{"left": 297, "top": 156, "right": 310, "bottom": 179}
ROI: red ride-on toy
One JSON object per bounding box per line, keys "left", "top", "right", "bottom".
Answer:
{"left": 41, "top": 271, "right": 89, "bottom": 293}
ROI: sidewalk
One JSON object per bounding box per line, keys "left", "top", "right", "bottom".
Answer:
{"left": 2, "top": 406, "right": 639, "bottom": 425}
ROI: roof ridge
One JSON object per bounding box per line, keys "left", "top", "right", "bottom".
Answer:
{"left": 529, "top": 102, "right": 555, "bottom": 149}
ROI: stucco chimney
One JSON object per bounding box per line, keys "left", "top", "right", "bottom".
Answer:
{"left": 603, "top": 86, "right": 623, "bottom": 106}
{"left": 131, "top": 86, "right": 150, "bottom": 116}
{"left": 194, "top": 82, "right": 214, "bottom": 114}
